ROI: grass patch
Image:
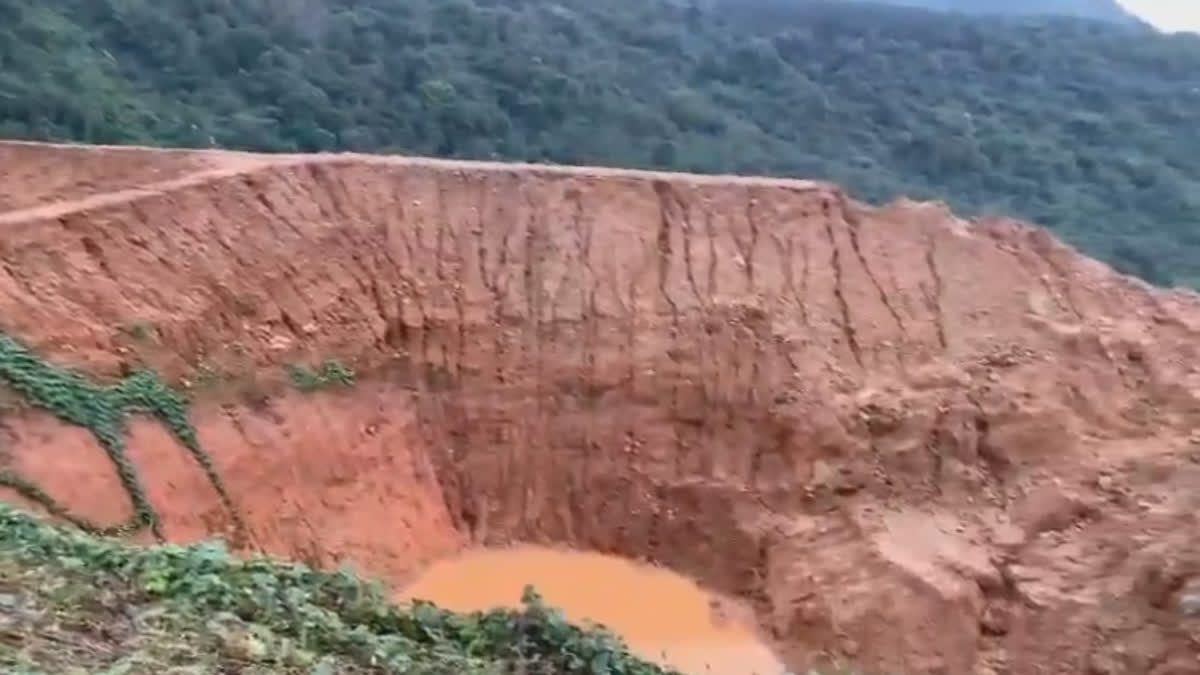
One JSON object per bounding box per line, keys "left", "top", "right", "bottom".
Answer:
{"left": 285, "top": 360, "right": 355, "bottom": 393}
{"left": 0, "top": 333, "right": 241, "bottom": 541}
{"left": 118, "top": 321, "right": 156, "bottom": 343}
{"left": 0, "top": 503, "right": 676, "bottom": 674}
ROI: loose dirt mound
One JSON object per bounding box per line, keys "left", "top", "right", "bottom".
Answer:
{"left": 1, "top": 141, "right": 1199, "bottom": 674}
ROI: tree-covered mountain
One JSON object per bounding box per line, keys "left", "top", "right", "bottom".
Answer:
{"left": 858, "top": 0, "right": 1143, "bottom": 25}
{"left": 0, "top": 0, "right": 1198, "bottom": 287}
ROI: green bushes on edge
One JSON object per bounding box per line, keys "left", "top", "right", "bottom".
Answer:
{"left": 0, "top": 503, "right": 677, "bottom": 675}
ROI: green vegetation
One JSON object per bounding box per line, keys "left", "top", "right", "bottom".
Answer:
{"left": 285, "top": 360, "right": 356, "bottom": 393}
{"left": 864, "top": 0, "right": 1140, "bottom": 24}
{"left": 0, "top": 502, "right": 676, "bottom": 674}
{"left": 0, "top": 332, "right": 240, "bottom": 541}
{"left": 1, "top": 0, "right": 1198, "bottom": 285}
{"left": 118, "top": 321, "right": 156, "bottom": 343}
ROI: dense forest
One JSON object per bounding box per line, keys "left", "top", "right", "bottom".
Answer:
{"left": 863, "top": 0, "right": 1141, "bottom": 24}
{"left": 0, "top": 0, "right": 1198, "bottom": 286}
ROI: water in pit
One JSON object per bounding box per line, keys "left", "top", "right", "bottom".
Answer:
{"left": 400, "top": 546, "right": 787, "bottom": 675}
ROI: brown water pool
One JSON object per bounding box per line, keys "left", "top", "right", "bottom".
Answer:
{"left": 401, "top": 546, "right": 786, "bottom": 675}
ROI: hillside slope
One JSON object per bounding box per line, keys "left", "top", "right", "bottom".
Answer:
{"left": 1, "top": 0, "right": 1199, "bottom": 285}
{"left": 858, "top": 0, "right": 1142, "bottom": 24}
{"left": 1, "top": 141, "right": 1199, "bottom": 674}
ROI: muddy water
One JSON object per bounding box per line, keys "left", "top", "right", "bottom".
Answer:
{"left": 401, "top": 546, "right": 786, "bottom": 675}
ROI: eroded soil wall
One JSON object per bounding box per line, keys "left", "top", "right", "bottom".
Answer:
{"left": 2, "top": 144, "right": 1199, "bottom": 674}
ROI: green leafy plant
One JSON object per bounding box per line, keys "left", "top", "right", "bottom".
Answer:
{"left": 0, "top": 332, "right": 242, "bottom": 541}
{"left": 285, "top": 359, "right": 356, "bottom": 392}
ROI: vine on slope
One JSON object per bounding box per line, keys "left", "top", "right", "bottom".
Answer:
{"left": 0, "top": 332, "right": 243, "bottom": 541}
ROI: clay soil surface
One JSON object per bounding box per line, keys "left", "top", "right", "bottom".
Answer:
{"left": 1, "top": 140, "right": 1200, "bottom": 674}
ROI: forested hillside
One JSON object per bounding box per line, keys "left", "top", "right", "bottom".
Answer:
{"left": 1, "top": 0, "right": 1198, "bottom": 286}
{"left": 860, "top": 0, "right": 1141, "bottom": 24}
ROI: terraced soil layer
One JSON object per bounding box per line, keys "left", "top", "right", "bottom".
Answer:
{"left": 0, "top": 140, "right": 1198, "bottom": 674}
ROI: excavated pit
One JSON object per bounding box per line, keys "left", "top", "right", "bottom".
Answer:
{"left": 2, "top": 141, "right": 1200, "bottom": 674}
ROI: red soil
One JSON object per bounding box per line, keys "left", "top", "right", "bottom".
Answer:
{"left": 1, "top": 140, "right": 1198, "bottom": 674}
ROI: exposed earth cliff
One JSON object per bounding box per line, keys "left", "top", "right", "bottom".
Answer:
{"left": 0, "top": 140, "right": 1198, "bottom": 674}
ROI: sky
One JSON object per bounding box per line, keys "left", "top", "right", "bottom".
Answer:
{"left": 1116, "top": 0, "right": 1200, "bottom": 32}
